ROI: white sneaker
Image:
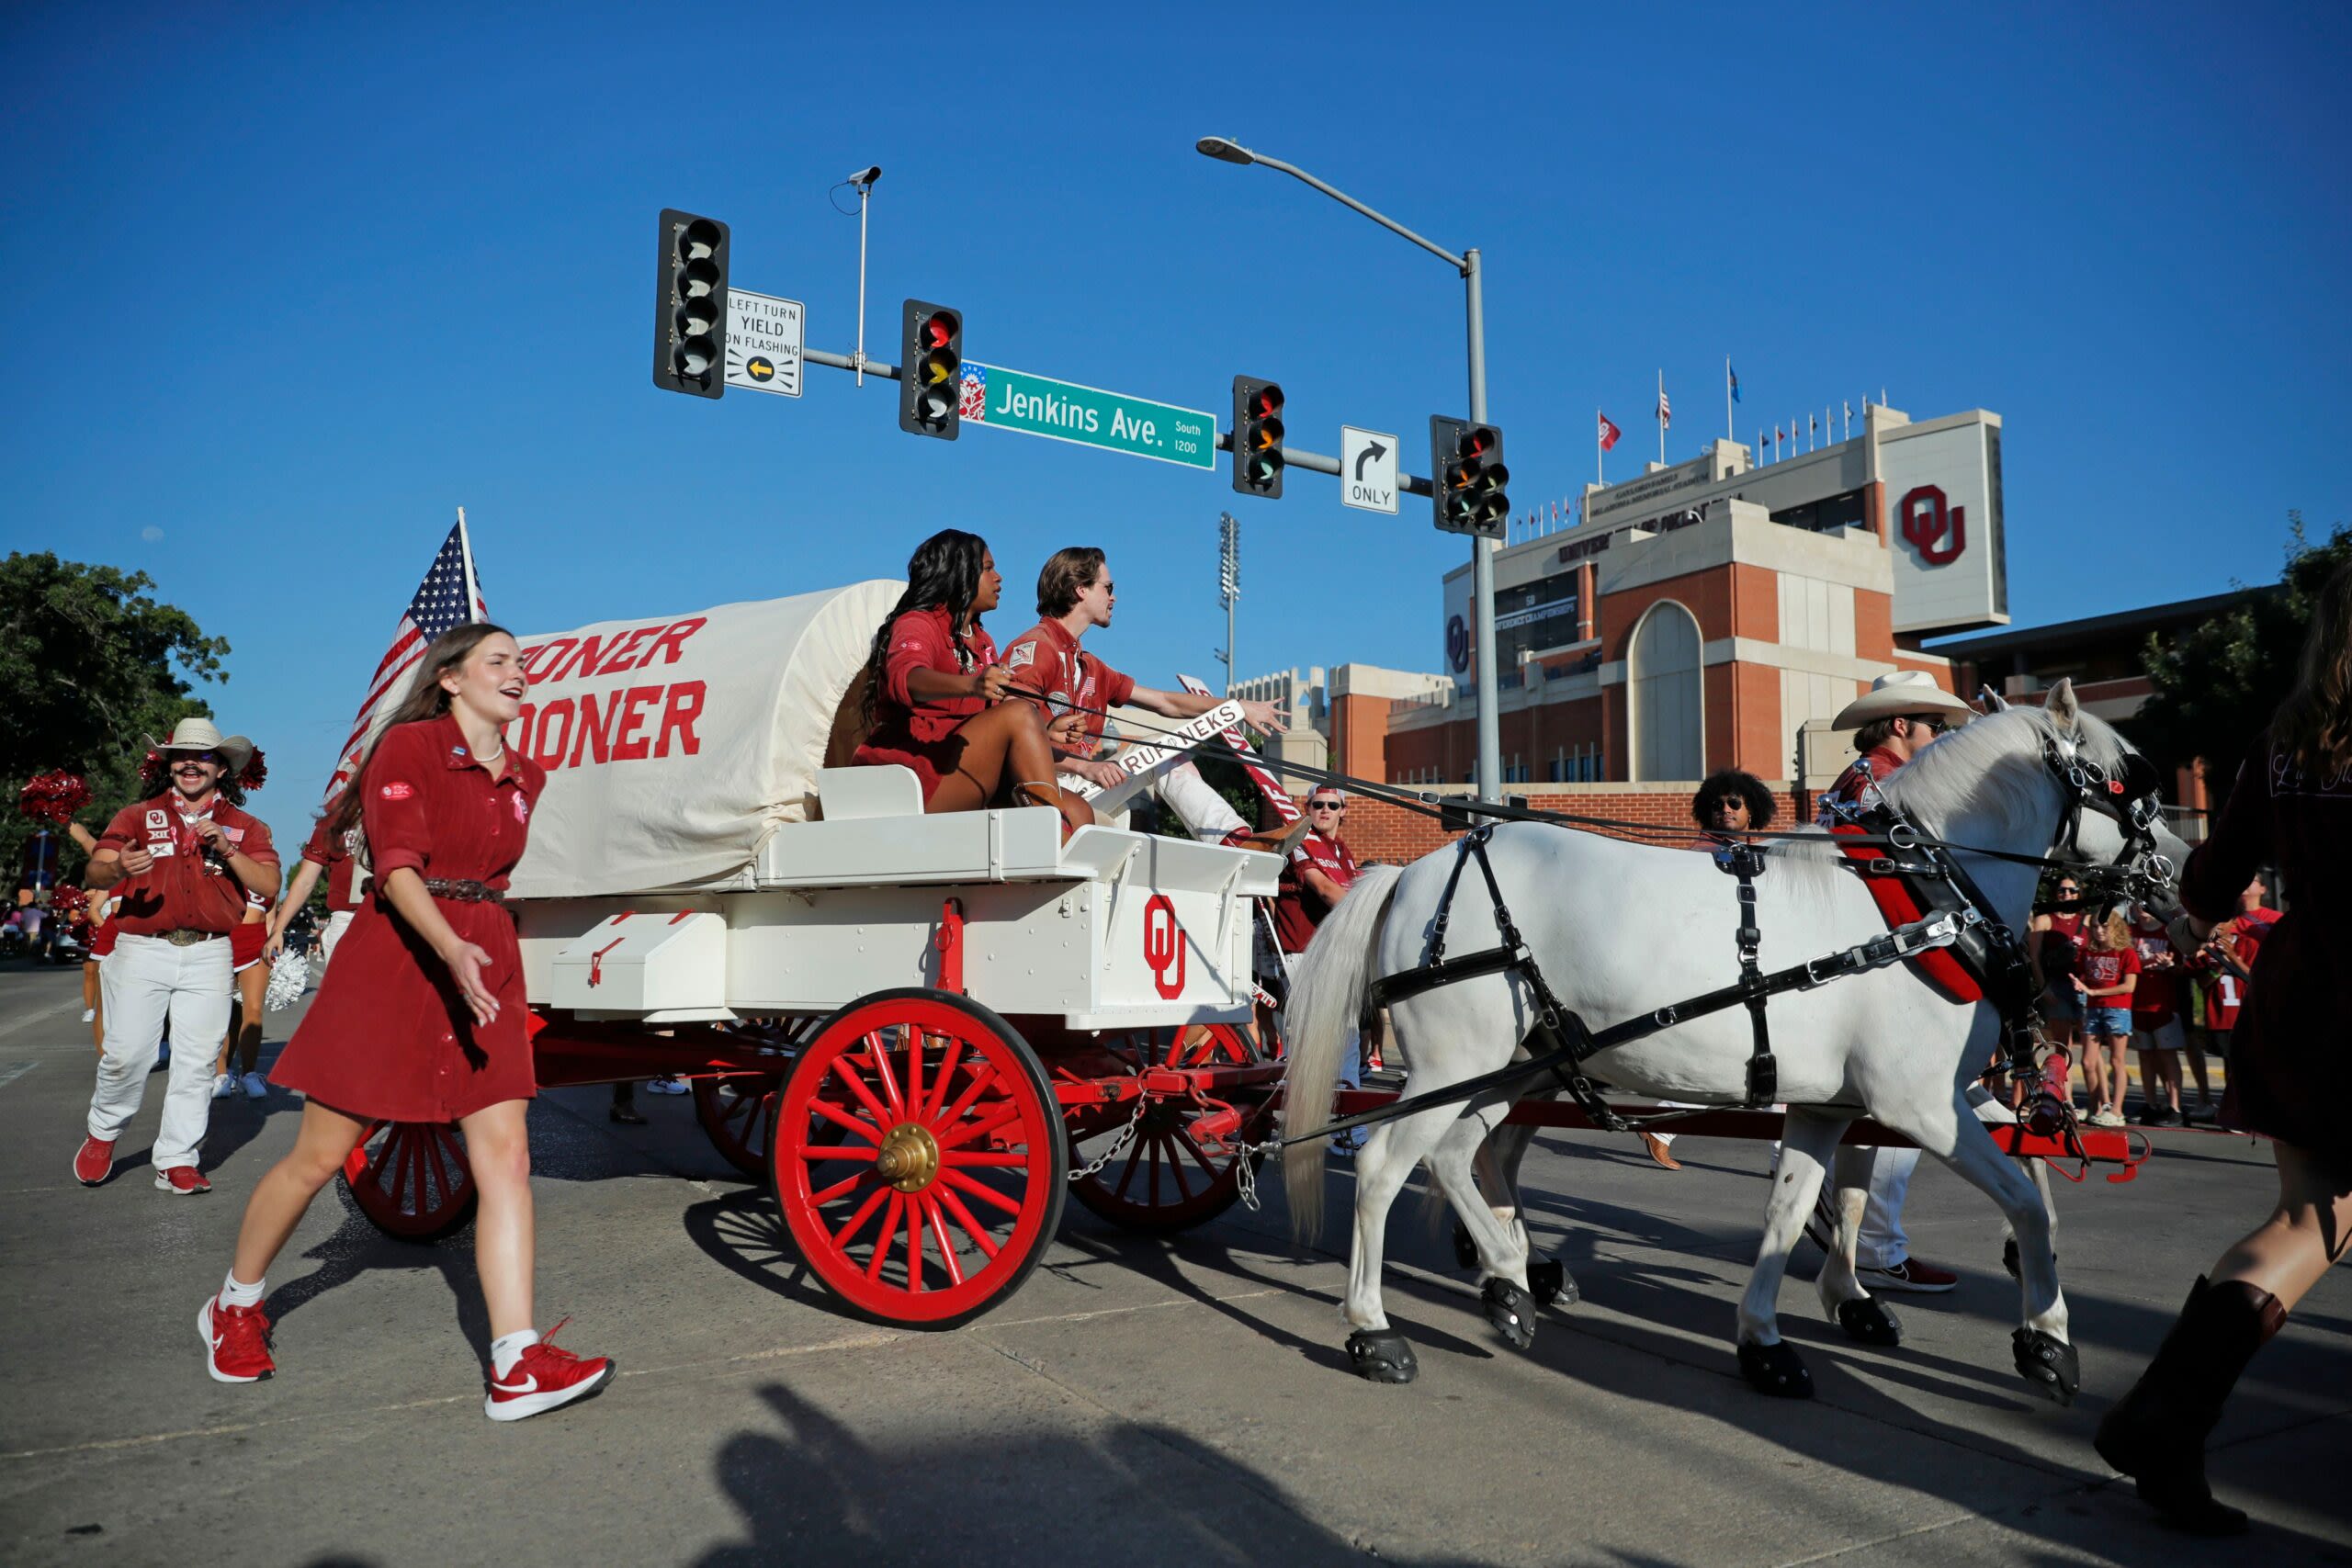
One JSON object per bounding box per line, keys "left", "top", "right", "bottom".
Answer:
{"left": 211, "top": 1073, "right": 238, "bottom": 1100}
{"left": 643, "top": 1076, "right": 691, "bottom": 1096}
{"left": 80, "top": 1009, "right": 96, "bottom": 1023}
{"left": 241, "top": 1071, "right": 268, "bottom": 1100}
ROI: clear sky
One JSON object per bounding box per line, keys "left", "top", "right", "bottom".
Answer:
{"left": 5, "top": 2, "right": 2347, "bottom": 851}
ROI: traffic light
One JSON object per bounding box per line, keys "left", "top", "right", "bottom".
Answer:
{"left": 1230, "top": 377, "right": 1285, "bottom": 499}
{"left": 652, "top": 209, "right": 729, "bottom": 399}
{"left": 899, "top": 300, "right": 963, "bottom": 438}
{"left": 1430, "top": 417, "right": 1510, "bottom": 537}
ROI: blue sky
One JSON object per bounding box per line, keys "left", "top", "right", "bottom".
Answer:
{"left": 5, "top": 2, "right": 2347, "bottom": 850}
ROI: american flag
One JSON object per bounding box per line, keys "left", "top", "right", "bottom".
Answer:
{"left": 1657, "top": 387, "right": 1671, "bottom": 427}
{"left": 325, "top": 515, "right": 487, "bottom": 797}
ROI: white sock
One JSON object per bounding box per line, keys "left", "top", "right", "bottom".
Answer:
{"left": 220, "top": 1270, "right": 264, "bottom": 1308}
{"left": 490, "top": 1328, "right": 540, "bottom": 1377}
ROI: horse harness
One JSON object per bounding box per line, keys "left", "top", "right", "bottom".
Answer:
{"left": 1296, "top": 738, "right": 2175, "bottom": 1150}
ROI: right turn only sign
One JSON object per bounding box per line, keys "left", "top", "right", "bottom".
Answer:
{"left": 1340, "top": 425, "right": 1398, "bottom": 514}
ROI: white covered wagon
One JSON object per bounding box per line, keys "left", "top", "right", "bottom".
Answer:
{"left": 337, "top": 582, "right": 1288, "bottom": 1326}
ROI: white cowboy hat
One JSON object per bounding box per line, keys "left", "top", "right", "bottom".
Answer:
{"left": 145, "top": 716, "right": 254, "bottom": 778}
{"left": 1830, "top": 671, "right": 1977, "bottom": 731}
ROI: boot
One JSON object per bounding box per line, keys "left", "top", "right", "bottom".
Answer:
{"left": 2094, "top": 1276, "right": 2285, "bottom": 1535}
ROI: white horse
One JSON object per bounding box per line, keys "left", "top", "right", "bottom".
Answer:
{"left": 1282, "top": 682, "right": 2158, "bottom": 1400}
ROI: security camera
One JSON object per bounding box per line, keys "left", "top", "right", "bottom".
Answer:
{"left": 847, "top": 165, "right": 882, "bottom": 187}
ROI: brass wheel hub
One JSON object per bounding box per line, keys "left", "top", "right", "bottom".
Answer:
{"left": 875, "top": 1122, "right": 941, "bottom": 1193}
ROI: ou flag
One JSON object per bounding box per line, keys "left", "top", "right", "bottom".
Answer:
{"left": 1598, "top": 412, "right": 1623, "bottom": 452}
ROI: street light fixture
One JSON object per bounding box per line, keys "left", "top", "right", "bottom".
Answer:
{"left": 1193, "top": 135, "right": 1504, "bottom": 801}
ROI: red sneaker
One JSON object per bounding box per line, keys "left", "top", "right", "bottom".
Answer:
{"left": 1859, "top": 1258, "right": 1959, "bottom": 1293}
{"left": 73, "top": 1134, "right": 116, "bottom": 1187}
{"left": 198, "top": 1295, "right": 274, "bottom": 1383}
{"left": 155, "top": 1166, "right": 211, "bottom": 1196}
{"left": 483, "top": 1320, "right": 615, "bottom": 1422}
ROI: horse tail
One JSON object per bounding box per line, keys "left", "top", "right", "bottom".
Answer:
{"left": 1281, "top": 863, "right": 1404, "bottom": 1243}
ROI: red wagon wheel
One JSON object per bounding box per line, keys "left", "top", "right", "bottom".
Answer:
{"left": 693, "top": 1074, "right": 783, "bottom": 1179}
{"left": 772, "top": 988, "right": 1066, "bottom": 1328}
{"left": 339, "top": 1120, "right": 477, "bottom": 1243}
{"left": 1069, "top": 1024, "right": 1273, "bottom": 1233}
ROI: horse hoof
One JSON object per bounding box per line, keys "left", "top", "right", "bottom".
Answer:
{"left": 1737, "top": 1339, "right": 1814, "bottom": 1398}
{"left": 2012, "top": 1327, "right": 2079, "bottom": 1405}
{"left": 1528, "top": 1258, "right": 1579, "bottom": 1308}
{"left": 1451, "top": 1222, "right": 1478, "bottom": 1271}
{"left": 1837, "top": 1296, "right": 1904, "bottom": 1347}
{"left": 1345, "top": 1329, "right": 1419, "bottom": 1384}
{"left": 1481, "top": 1278, "right": 1537, "bottom": 1349}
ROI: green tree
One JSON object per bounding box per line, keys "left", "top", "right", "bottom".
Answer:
{"left": 0, "top": 553, "right": 231, "bottom": 884}
{"left": 2133, "top": 513, "right": 2352, "bottom": 816}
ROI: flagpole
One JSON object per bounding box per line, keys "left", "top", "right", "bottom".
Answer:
{"left": 1596, "top": 409, "right": 1602, "bottom": 488}
{"left": 455, "top": 506, "right": 484, "bottom": 623}
{"left": 1657, "top": 369, "right": 1666, "bottom": 466}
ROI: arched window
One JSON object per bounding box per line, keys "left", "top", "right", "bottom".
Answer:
{"left": 1628, "top": 600, "right": 1703, "bottom": 781}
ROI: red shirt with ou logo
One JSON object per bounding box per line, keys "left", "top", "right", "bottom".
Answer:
{"left": 93, "top": 795, "right": 278, "bottom": 937}
{"left": 1274, "top": 830, "right": 1359, "bottom": 953}
{"left": 1001, "top": 617, "right": 1136, "bottom": 756}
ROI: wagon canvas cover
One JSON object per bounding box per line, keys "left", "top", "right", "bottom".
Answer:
{"left": 503, "top": 580, "right": 900, "bottom": 898}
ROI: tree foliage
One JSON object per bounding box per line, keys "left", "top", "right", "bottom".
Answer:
{"left": 2133, "top": 513, "right": 2352, "bottom": 814}
{"left": 0, "top": 553, "right": 231, "bottom": 882}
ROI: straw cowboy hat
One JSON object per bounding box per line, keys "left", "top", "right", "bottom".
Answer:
{"left": 1831, "top": 671, "right": 1977, "bottom": 731}
{"left": 145, "top": 716, "right": 254, "bottom": 778}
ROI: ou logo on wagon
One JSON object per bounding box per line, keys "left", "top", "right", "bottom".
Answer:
{"left": 1142, "top": 894, "right": 1186, "bottom": 999}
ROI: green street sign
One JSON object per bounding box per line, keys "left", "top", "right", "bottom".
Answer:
{"left": 959, "top": 362, "right": 1216, "bottom": 470}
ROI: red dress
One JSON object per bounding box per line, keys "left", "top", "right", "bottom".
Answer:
{"left": 271, "top": 715, "right": 547, "bottom": 1122}
{"left": 2178, "top": 736, "right": 2352, "bottom": 1173}
{"left": 852, "top": 604, "right": 997, "bottom": 802}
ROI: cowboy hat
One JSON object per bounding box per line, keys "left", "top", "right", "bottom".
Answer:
{"left": 1831, "top": 671, "right": 1977, "bottom": 731}
{"left": 145, "top": 716, "right": 254, "bottom": 779}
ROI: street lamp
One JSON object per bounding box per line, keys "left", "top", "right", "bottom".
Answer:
{"left": 1193, "top": 135, "right": 1502, "bottom": 801}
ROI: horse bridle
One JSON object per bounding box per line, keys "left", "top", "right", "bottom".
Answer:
{"left": 2039, "top": 730, "right": 2176, "bottom": 900}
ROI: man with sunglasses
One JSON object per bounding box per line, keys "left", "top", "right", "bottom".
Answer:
{"left": 74, "top": 717, "right": 279, "bottom": 1193}
{"left": 1800, "top": 672, "right": 1979, "bottom": 1292}
{"left": 1003, "top": 547, "right": 1287, "bottom": 842}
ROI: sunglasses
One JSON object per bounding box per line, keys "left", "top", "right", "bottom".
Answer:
{"left": 1905, "top": 716, "right": 1950, "bottom": 736}
{"left": 1309, "top": 801, "right": 1344, "bottom": 811}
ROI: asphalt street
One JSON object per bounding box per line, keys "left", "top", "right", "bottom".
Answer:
{"left": 1, "top": 960, "right": 2345, "bottom": 1568}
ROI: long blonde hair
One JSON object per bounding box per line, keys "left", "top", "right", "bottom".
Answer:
{"left": 2274, "top": 559, "right": 2352, "bottom": 773}
{"left": 2084, "top": 909, "right": 2132, "bottom": 953}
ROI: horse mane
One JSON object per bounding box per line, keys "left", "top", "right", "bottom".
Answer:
{"left": 1758, "top": 703, "right": 2142, "bottom": 896}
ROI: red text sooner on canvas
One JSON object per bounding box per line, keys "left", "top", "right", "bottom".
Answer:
{"left": 508, "top": 616, "right": 709, "bottom": 773}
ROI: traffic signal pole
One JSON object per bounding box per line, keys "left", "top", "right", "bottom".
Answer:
{"left": 1464, "top": 247, "right": 1502, "bottom": 798}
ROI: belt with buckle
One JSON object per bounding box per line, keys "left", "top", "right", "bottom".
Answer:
{"left": 424, "top": 877, "right": 504, "bottom": 904}
{"left": 162, "top": 928, "right": 223, "bottom": 947}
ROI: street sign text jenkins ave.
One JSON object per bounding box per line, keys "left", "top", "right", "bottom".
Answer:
{"left": 958, "top": 362, "right": 1216, "bottom": 470}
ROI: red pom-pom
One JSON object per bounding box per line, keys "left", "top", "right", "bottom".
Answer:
{"left": 17, "top": 771, "right": 91, "bottom": 825}
{"left": 50, "top": 884, "right": 85, "bottom": 919}
{"left": 238, "top": 748, "right": 267, "bottom": 792}
{"left": 138, "top": 750, "right": 167, "bottom": 796}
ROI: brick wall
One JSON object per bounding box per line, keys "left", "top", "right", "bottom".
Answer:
{"left": 1316, "top": 784, "right": 1808, "bottom": 866}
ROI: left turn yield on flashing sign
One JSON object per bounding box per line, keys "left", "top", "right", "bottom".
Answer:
{"left": 725, "top": 289, "right": 804, "bottom": 397}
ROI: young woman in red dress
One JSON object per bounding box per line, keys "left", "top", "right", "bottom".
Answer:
{"left": 852, "top": 529, "right": 1092, "bottom": 836}
{"left": 2097, "top": 561, "right": 2352, "bottom": 1534}
{"left": 198, "top": 624, "right": 615, "bottom": 1423}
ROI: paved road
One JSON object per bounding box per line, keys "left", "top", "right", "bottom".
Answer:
{"left": 1, "top": 962, "right": 2345, "bottom": 1567}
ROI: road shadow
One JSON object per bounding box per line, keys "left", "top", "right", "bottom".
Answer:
{"left": 261, "top": 1190, "right": 495, "bottom": 1361}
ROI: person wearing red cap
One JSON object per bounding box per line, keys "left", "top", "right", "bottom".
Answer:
{"left": 75, "top": 717, "right": 279, "bottom": 1194}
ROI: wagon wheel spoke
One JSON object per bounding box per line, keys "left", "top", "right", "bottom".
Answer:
{"left": 934, "top": 1063, "right": 1000, "bottom": 1132}
{"left": 933, "top": 1101, "right": 1023, "bottom": 1152}
{"left": 904, "top": 1200, "right": 926, "bottom": 1294}
{"left": 921, "top": 1198, "right": 966, "bottom": 1287}
{"left": 934, "top": 1184, "right": 1001, "bottom": 1260}
{"left": 865, "top": 1192, "right": 906, "bottom": 1282}
{"left": 865, "top": 1028, "right": 908, "bottom": 1119}
{"left": 924, "top": 1037, "right": 966, "bottom": 1123}
{"left": 810, "top": 1168, "right": 871, "bottom": 1206}
{"left": 831, "top": 1184, "right": 892, "bottom": 1251}
{"left": 808, "top": 1095, "right": 882, "bottom": 1143}
{"left": 905, "top": 1029, "right": 926, "bottom": 1131}
{"left": 823, "top": 1053, "right": 893, "bottom": 1128}
{"left": 939, "top": 1167, "right": 1024, "bottom": 1217}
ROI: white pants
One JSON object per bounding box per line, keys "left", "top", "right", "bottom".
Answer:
{"left": 89, "top": 933, "right": 232, "bottom": 1170}
{"left": 1153, "top": 761, "right": 1248, "bottom": 842}
{"left": 322, "top": 908, "right": 355, "bottom": 964}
